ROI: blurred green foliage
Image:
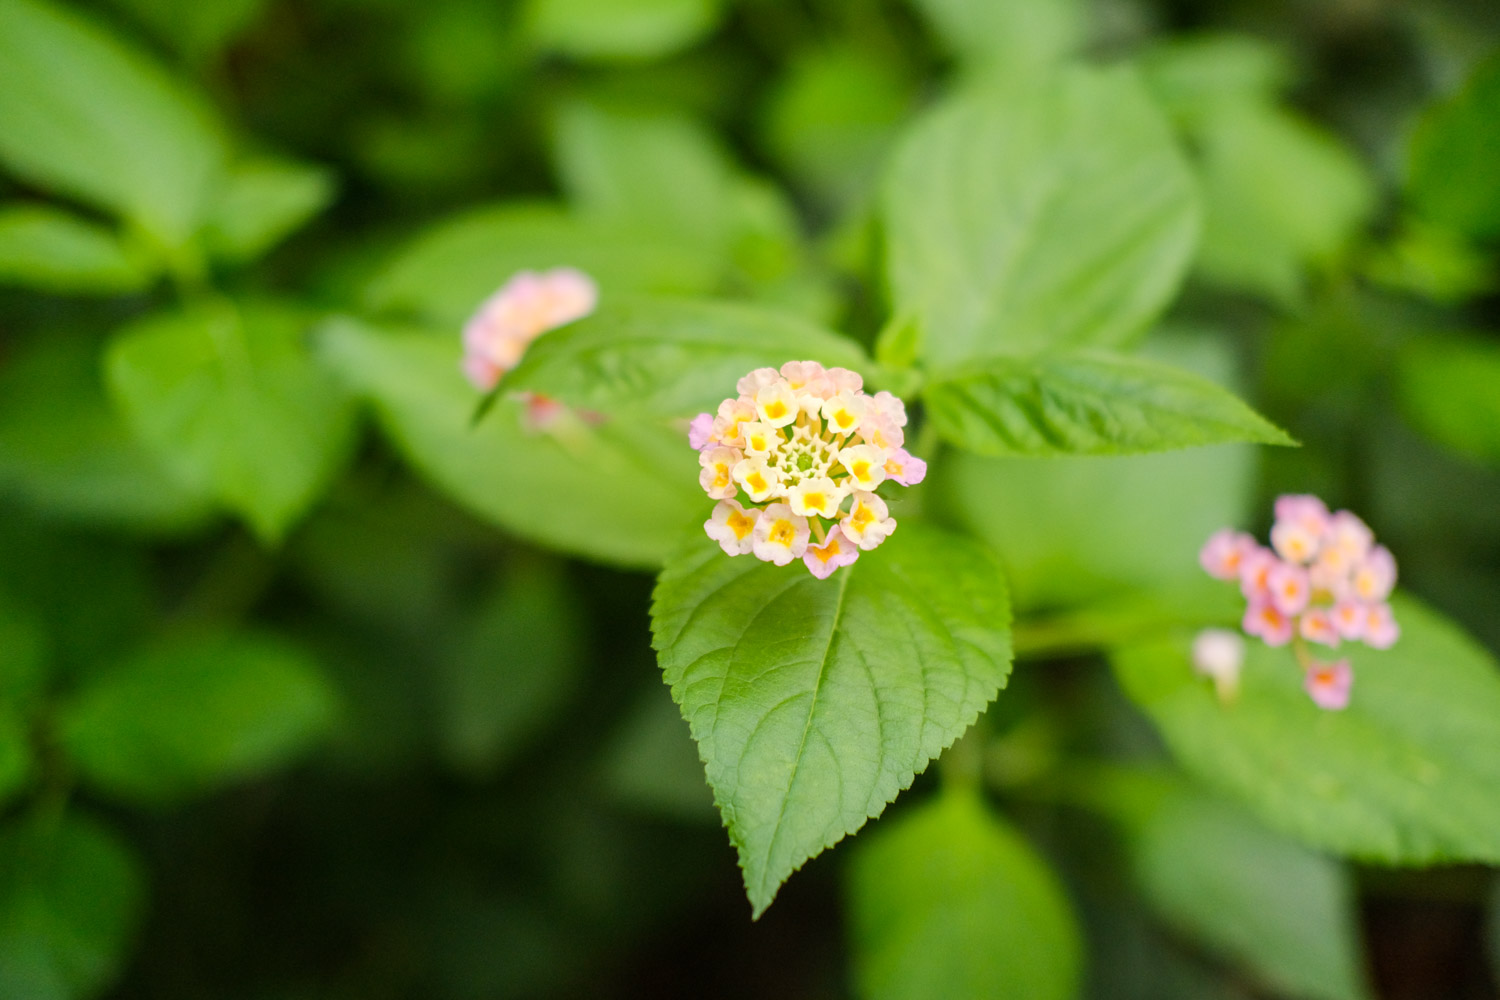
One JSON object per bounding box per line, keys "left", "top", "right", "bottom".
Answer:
{"left": 0, "top": 0, "right": 1498, "bottom": 997}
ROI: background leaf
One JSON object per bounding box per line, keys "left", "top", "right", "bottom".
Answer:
{"left": 1112, "top": 596, "right": 1500, "bottom": 865}
{"left": 59, "top": 632, "right": 337, "bottom": 803}
{"left": 0, "top": 335, "right": 214, "bottom": 533}
{"left": 553, "top": 101, "right": 735, "bottom": 257}
{"left": 882, "top": 65, "right": 1199, "bottom": 364}
{"left": 435, "top": 560, "right": 584, "bottom": 778}
{"left": 651, "top": 523, "right": 1013, "bottom": 916}
{"left": 908, "top": 0, "right": 1084, "bottom": 81}
{"left": 0, "top": 812, "right": 146, "bottom": 1000}
{"left": 0, "top": 0, "right": 228, "bottom": 249}
{"left": 1092, "top": 772, "right": 1373, "bottom": 1000}
{"left": 0, "top": 709, "right": 31, "bottom": 811}
{"left": 0, "top": 205, "right": 152, "bottom": 294}
{"left": 1397, "top": 332, "right": 1500, "bottom": 466}
{"left": 523, "top": 0, "right": 723, "bottom": 61}
{"left": 105, "top": 300, "right": 358, "bottom": 542}
{"left": 923, "top": 349, "right": 1293, "bottom": 457}
{"left": 502, "top": 297, "right": 870, "bottom": 418}
{"left": 201, "top": 158, "right": 337, "bottom": 264}
{"left": 321, "top": 318, "right": 703, "bottom": 568}
{"left": 1407, "top": 53, "right": 1500, "bottom": 242}
{"left": 1188, "top": 103, "right": 1374, "bottom": 304}
{"left": 761, "top": 45, "right": 914, "bottom": 210}
{"left": 362, "top": 203, "right": 720, "bottom": 326}
{"left": 103, "top": 0, "right": 267, "bottom": 63}
{"left": 847, "top": 790, "right": 1081, "bottom": 1000}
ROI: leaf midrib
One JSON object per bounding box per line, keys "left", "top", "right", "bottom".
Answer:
{"left": 756, "top": 568, "right": 853, "bottom": 906}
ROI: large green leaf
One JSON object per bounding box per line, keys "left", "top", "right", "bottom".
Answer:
{"left": 0, "top": 812, "right": 145, "bottom": 1000}
{"left": 0, "top": 205, "right": 152, "bottom": 294}
{"left": 1407, "top": 53, "right": 1500, "bottom": 242}
{"left": 1113, "top": 596, "right": 1500, "bottom": 864}
{"left": 201, "top": 157, "right": 337, "bottom": 264}
{"left": 847, "top": 790, "right": 1080, "bottom": 1000}
{"left": 0, "top": 335, "right": 214, "bottom": 533}
{"left": 104, "top": 300, "right": 358, "bottom": 542}
{"left": 363, "top": 203, "right": 720, "bottom": 327}
{"left": 923, "top": 349, "right": 1293, "bottom": 457}
{"left": 651, "top": 523, "right": 1013, "bottom": 917}
{"left": 502, "top": 297, "right": 869, "bottom": 418}
{"left": 1397, "top": 332, "right": 1500, "bottom": 466}
{"left": 320, "top": 318, "right": 703, "bottom": 568}
{"left": 0, "top": 0, "right": 228, "bottom": 248}
{"left": 59, "top": 632, "right": 337, "bottom": 803}
{"left": 882, "top": 66, "right": 1199, "bottom": 364}
{"left": 523, "top": 0, "right": 723, "bottom": 61}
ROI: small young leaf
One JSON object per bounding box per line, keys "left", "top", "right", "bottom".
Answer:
{"left": 1397, "top": 332, "right": 1500, "bottom": 466}
{"left": 105, "top": 300, "right": 358, "bottom": 543}
{"left": 59, "top": 632, "right": 338, "bottom": 803}
{"left": 0, "top": 205, "right": 152, "bottom": 294}
{"left": 0, "top": 812, "right": 146, "bottom": 1000}
{"left": 883, "top": 65, "right": 1199, "bottom": 364}
{"left": 501, "top": 297, "right": 870, "bottom": 419}
{"left": 523, "top": 0, "right": 723, "bottom": 61}
{"left": 1407, "top": 53, "right": 1500, "bottom": 242}
{"left": 202, "top": 158, "right": 337, "bottom": 264}
{"left": 0, "top": 0, "right": 228, "bottom": 248}
{"left": 363, "top": 203, "right": 720, "bottom": 326}
{"left": 1113, "top": 596, "right": 1500, "bottom": 864}
{"left": 923, "top": 349, "right": 1294, "bottom": 457}
{"left": 651, "top": 523, "right": 1013, "bottom": 917}
{"left": 320, "top": 318, "right": 703, "bottom": 568}
{"left": 847, "top": 790, "right": 1081, "bottom": 1000}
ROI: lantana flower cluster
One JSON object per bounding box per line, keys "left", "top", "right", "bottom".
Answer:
{"left": 461, "top": 267, "right": 597, "bottom": 391}
{"left": 691, "top": 361, "right": 926, "bottom": 578}
{"left": 1198, "top": 494, "right": 1399, "bottom": 710}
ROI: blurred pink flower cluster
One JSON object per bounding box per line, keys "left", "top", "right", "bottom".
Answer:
{"left": 1199, "top": 494, "right": 1399, "bottom": 710}
{"left": 461, "top": 268, "right": 597, "bottom": 391}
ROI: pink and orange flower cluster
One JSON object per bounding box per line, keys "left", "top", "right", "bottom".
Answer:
{"left": 1200, "top": 495, "right": 1399, "bottom": 710}
{"left": 692, "top": 362, "right": 925, "bottom": 578}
